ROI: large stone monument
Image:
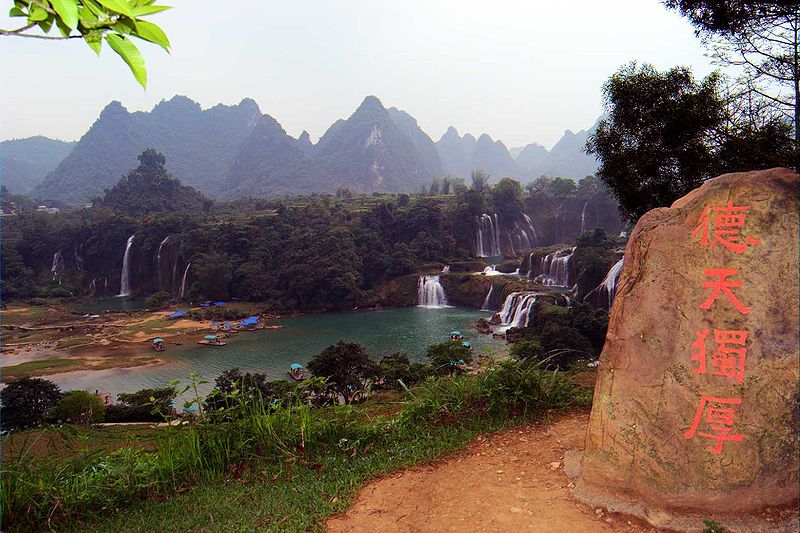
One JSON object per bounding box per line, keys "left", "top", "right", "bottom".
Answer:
{"left": 574, "top": 168, "right": 799, "bottom": 531}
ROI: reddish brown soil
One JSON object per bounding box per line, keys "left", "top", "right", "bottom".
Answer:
{"left": 328, "top": 410, "right": 657, "bottom": 533}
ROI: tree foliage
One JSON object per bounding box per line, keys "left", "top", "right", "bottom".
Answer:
{"left": 105, "top": 386, "right": 176, "bottom": 422}
{"left": 426, "top": 341, "right": 473, "bottom": 374}
{"left": 49, "top": 390, "right": 106, "bottom": 424}
{"left": 2, "top": 0, "right": 172, "bottom": 87}
{"left": 588, "top": 62, "right": 794, "bottom": 221}
{"left": 100, "top": 150, "right": 211, "bottom": 217}
{"left": 664, "top": 1, "right": 800, "bottom": 156}
{"left": 0, "top": 377, "right": 62, "bottom": 429}
{"left": 306, "top": 342, "right": 379, "bottom": 403}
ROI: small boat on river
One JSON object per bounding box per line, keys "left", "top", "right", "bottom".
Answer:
{"left": 198, "top": 334, "right": 226, "bottom": 346}
{"left": 152, "top": 338, "right": 166, "bottom": 351}
{"left": 288, "top": 363, "right": 306, "bottom": 381}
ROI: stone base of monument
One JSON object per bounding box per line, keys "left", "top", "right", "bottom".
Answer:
{"left": 565, "top": 450, "right": 798, "bottom": 533}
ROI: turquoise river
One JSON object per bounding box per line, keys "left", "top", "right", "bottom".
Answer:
{"left": 45, "top": 306, "right": 501, "bottom": 399}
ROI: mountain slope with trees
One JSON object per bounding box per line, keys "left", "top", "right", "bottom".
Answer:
{"left": 32, "top": 96, "right": 262, "bottom": 204}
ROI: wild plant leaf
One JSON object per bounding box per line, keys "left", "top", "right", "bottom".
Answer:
{"left": 28, "top": 5, "right": 48, "bottom": 22}
{"left": 95, "top": 0, "right": 134, "bottom": 18}
{"left": 84, "top": 33, "right": 102, "bottom": 55}
{"left": 106, "top": 33, "right": 146, "bottom": 88}
{"left": 132, "top": 4, "right": 170, "bottom": 16}
{"left": 132, "top": 19, "right": 169, "bottom": 51}
{"left": 49, "top": 0, "right": 79, "bottom": 30}
{"left": 9, "top": 6, "right": 26, "bottom": 17}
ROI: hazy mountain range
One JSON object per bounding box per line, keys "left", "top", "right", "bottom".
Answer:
{"left": 4, "top": 95, "right": 600, "bottom": 204}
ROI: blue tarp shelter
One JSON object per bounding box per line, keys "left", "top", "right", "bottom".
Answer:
{"left": 237, "top": 316, "right": 259, "bottom": 327}
{"left": 204, "top": 335, "right": 218, "bottom": 341}
{"left": 214, "top": 301, "right": 226, "bottom": 306}
{"left": 167, "top": 310, "right": 187, "bottom": 319}
{"left": 289, "top": 363, "right": 303, "bottom": 370}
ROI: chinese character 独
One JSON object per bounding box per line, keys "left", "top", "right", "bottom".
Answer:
{"left": 690, "top": 329, "right": 748, "bottom": 382}
{"left": 692, "top": 201, "right": 761, "bottom": 253}
{"left": 699, "top": 268, "right": 751, "bottom": 315}
{"left": 684, "top": 395, "right": 744, "bottom": 454}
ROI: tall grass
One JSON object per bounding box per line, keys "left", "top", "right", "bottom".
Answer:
{"left": 2, "top": 362, "right": 588, "bottom": 531}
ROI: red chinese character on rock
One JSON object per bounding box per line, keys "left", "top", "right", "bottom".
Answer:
{"left": 692, "top": 201, "right": 761, "bottom": 253}
{"left": 700, "top": 268, "right": 751, "bottom": 314}
{"left": 690, "top": 329, "right": 748, "bottom": 382}
{"left": 690, "top": 329, "right": 710, "bottom": 374}
{"left": 684, "top": 395, "right": 744, "bottom": 454}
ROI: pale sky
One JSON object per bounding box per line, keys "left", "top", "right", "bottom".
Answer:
{"left": 0, "top": 0, "right": 714, "bottom": 149}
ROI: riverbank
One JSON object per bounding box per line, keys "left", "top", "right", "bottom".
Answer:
{"left": 1, "top": 301, "right": 271, "bottom": 382}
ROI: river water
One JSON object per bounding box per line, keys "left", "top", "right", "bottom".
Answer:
{"left": 46, "top": 306, "right": 499, "bottom": 398}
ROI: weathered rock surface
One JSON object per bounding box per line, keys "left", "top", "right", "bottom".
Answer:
{"left": 576, "top": 168, "right": 799, "bottom": 529}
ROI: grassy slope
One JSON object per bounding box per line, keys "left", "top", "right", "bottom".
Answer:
{"left": 73, "top": 420, "right": 504, "bottom": 532}
{"left": 4, "top": 365, "right": 592, "bottom": 532}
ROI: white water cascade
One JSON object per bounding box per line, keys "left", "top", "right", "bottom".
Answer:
{"left": 497, "top": 292, "right": 539, "bottom": 330}
{"left": 156, "top": 235, "right": 170, "bottom": 289}
{"left": 441, "top": 265, "right": 450, "bottom": 273}
{"left": 51, "top": 250, "right": 65, "bottom": 283}
{"left": 117, "top": 235, "right": 135, "bottom": 297}
{"left": 510, "top": 214, "right": 538, "bottom": 253}
{"left": 481, "top": 284, "right": 497, "bottom": 311}
{"left": 417, "top": 275, "right": 449, "bottom": 308}
{"left": 475, "top": 214, "right": 501, "bottom": 257}
{"left": 179, "top": 263, "right": 191, "bottom": 299}
{"left": 598, "top": 257, "right": 625, "bottom": 309}
{"left": 580, "top": 202, "right": 589, "bottom": 234}
{"left": 602, "top": 258, "right": 624, "bottom": 306}
{"left": 537, "top": 247, "right": 575, "bottom": 286}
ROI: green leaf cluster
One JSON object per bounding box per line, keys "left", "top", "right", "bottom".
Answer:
{"left": 8, "top": 0, "right": 171, "bottom": 87}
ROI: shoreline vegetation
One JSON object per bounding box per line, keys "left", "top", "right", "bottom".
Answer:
{"left": 1, "top": 359, "right": 593, "bottom": 531}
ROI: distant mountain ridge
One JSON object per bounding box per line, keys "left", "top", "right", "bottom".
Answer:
{"left": 0, "top": 136, "right": 76, "bottom": 194}
{"left": 19, "top": 95, "right": 600, "bottom": 204}
{"left": 438, "top": 124, "right": 599, "bottom": 182}
{"left": 32, "top": 96, "right": 262, "bottom": 204}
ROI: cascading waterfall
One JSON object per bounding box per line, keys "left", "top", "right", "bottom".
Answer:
{"left": 476, "top": 212, "right": 538, "bottom": 258}
{"left": 584, "top": 256, "right": 625, "bottom": 309}
{"left": 156, "top": 235, "right": 170, "bottom": 290}
{"left": 88, "top": 278, "right": 97, "bottom": 297}
{"left": 441, "top": 265, "right": 450, "bottom": 273}
{"left": 482, "top": 265, "right": 502, "bottom": 276}
{"left": 497, "top": 292, "right": 539, "bottom": 329}
{"left": 51, "top": 250, "right": 65, "bottom": 283}
{"left": 481, "top": 284, "right": 497, "bottom": 311}
{"left": 73, "top": 246, "right": 84, "bottom": 271}
{"left": 510, "top": 214, "right": 538, "bottom": 253}
{"left": 417, "top": 275, "right": 449, "bottom": 308}
{"left": 475, "top": 214, "right": 502, "bottom": 257}
{"left": 537, "top": 247, "right": 575, "bottom": 286}
{"left": 580, "top": 202, "right": 589, "bottom": 234}
{"left": 179, "top": 262, "right": 191, "bottom": 299}
{"left": 117, "top": 235, "right": 135, "bottom": 297}
{"left": 603, "top": 258, "right": 624, "bottom": 306}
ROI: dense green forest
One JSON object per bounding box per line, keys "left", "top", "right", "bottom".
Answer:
{"left": 2, "top": 150, "right": 621, "bottom": 311}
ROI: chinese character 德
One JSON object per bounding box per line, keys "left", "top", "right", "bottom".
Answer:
{"left": 700, "top": 268, "right": 751, "bottom": 315}
{"left": 690, "top": 329, "right": 748, "bottom": 382}
{"left": 692, "top": 201, "right": 761, "bottom": 253}
{"left": 684, "top": 395, "right": 744, "bottom": 454}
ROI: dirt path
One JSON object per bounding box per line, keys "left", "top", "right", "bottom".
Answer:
{"left": 328, "top": 410, "right": 656, "bottom": 533}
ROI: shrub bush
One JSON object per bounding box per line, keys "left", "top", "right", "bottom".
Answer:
{"left": 48, "top": 390, "right": 106, "bottom": 424}
{"left": 0, "top": 378, "right": 61, "bottom": 430}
